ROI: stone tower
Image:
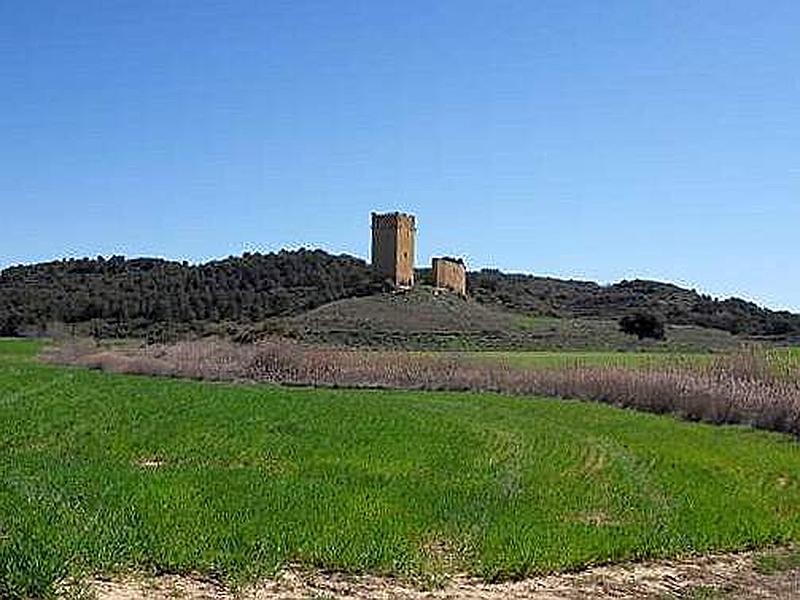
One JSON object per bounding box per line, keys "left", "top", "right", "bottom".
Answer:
{"left": 371, "top": 212, "right": 416, "bottom": 288}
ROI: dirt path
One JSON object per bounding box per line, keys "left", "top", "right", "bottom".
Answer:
{"left": 76, "top": 549, "right": 800, "bottom": 599}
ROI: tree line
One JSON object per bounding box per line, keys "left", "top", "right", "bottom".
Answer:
{"left": 1, "top": 250, "right": 797, "bottom": 340}
{"left": 0, "top": 250, "right": 380, "bottom": 338}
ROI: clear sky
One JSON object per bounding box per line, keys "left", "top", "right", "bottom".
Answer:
{"left": 1, "top": 1, "right": 798, "bottom": 309}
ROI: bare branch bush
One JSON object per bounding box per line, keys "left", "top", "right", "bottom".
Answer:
{"left": 46, "top": 339, "right": 800, "bottom": 436}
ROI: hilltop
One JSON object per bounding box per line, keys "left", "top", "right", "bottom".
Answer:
{"left": 0, "top": 249, "right": 797, "bottom": 347}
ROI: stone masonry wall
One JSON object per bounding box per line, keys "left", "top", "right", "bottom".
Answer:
{"left": 371, "top": 212, "right": 416, "bottom": 288}
{"left": 432, "top": 257, "right": 467, "bottom": 296}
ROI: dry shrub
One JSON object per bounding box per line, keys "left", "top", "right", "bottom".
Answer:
{"left": 44, "top": 343, "right": 175, "bottom": 377}
{"left": 47, "top": 339, "right": 800, "bottom": 437}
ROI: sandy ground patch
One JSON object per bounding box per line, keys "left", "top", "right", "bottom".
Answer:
{"left": 68, "top": 549, "right": 800, "bottom": 599}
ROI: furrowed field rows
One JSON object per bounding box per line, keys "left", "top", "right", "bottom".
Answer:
{"left": 2, "top": 339, "right": 800, "bottom": 598}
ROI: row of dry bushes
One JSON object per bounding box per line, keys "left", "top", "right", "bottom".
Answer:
{"left": 47, "top": 340, "right": 800, "bottom": 437}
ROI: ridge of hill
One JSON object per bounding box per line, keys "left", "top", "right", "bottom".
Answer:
{"left": 0, "top": 250, "right": 797, "bottom": 342}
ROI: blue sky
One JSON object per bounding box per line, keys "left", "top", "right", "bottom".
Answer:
{"left": 1, "top": 1, "right": 798, "bottom": 309}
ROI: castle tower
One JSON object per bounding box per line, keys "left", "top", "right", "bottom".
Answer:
{"left": 371, "top": 212, "right": 416, "bottom": 288}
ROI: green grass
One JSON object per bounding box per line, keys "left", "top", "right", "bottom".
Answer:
{"left": 467, "top": 350, "right": 714, "bottom": 370}
{"left": 2, "top": 339, "right": 800, "bottom": 597}
{"left": 0, "top": 337, "right": 46, "bottom": 359}
{"left": 763, "top": 347, "right": 800, "bottom": 379}
{"left": 470, "top": 347, "right": 800, "bottom": 376}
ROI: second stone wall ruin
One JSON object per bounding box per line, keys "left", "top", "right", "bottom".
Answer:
{"left": 432, "top": 258, "right": 467, "bottom": 296}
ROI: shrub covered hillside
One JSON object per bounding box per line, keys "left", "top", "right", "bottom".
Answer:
{"left": 0, "top": 250, "right": 380, "bottom": 337}
{"left": 2, "top": 249, "right": 799, "bottom": 339}
{"left": 468, "top": 270, "right": 800, "bottom": 337}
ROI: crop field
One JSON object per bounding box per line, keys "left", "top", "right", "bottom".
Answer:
{"left": 465, "top": 350, "right": 714, "bottom": 371}
{"left": 469, "top": 347, "right": 800, "bottom": 377}
{"left": 3, "top": 339, "right": 800, "bottom": 598}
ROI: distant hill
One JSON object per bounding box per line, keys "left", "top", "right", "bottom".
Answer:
{"left": 1, "top": 249, "right": 797, "bottom": 342}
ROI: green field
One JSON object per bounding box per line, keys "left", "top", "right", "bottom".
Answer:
{"left": 3, "top": 339, "right": 800, "bottom": 598}
{"left": 468, "top": 347, "right": 800, "bottom": 377}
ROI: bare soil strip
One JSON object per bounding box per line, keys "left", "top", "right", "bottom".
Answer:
{"left": 75, "top": 549, "right": 800, "bottom": 599}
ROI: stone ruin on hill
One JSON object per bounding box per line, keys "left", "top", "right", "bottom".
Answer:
{"left": 371, "top": 211, "right": 467, "bottom": 296}
{"left": 432, "top": 257, "right": 467, "bottom": 296}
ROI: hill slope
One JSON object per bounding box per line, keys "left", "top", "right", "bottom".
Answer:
{"left": 467, "top": 270, "right": 799, "bottom": 336}
{"left": 274, "top": 287, "right": 740, "bottom": 351}
{"left": 0, "top": 249, "right": 797, "bottom": 341}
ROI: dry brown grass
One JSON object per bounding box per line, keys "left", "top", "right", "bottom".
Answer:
{"left": 70, "top": 548, "right": 800, "bottom": 600}
{"left": 46, "top": 340, "right": 800, "bottom": 437}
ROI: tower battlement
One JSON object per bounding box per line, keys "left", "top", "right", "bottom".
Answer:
{"left": 371, "top": 212, "right": 416, "bottom": 230}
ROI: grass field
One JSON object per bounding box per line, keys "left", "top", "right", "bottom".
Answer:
{"left": 466, "top": 350, "right": 715, "bottom": 370}
{"left": 3, "top": 339, "right": 800, "bottom": 598}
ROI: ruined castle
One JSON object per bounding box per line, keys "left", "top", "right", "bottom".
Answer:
{"left": 371, "top": 212, "right": 467, "bottom": 296}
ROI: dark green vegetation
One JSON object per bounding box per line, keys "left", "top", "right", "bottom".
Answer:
{"left": 2, "top": 251, "right": 799, "bottom": 345}
{"left": 467, "top": 270, "right": 800, "bottom": 337}
{"left": 619, "top": 311, "right": 666, "bottom": 341}
{"left": 0, "top": 250, "right": 380, "bottom": 339}
{"left": 3, "top": 340, "right": 800, "bottom": 598}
